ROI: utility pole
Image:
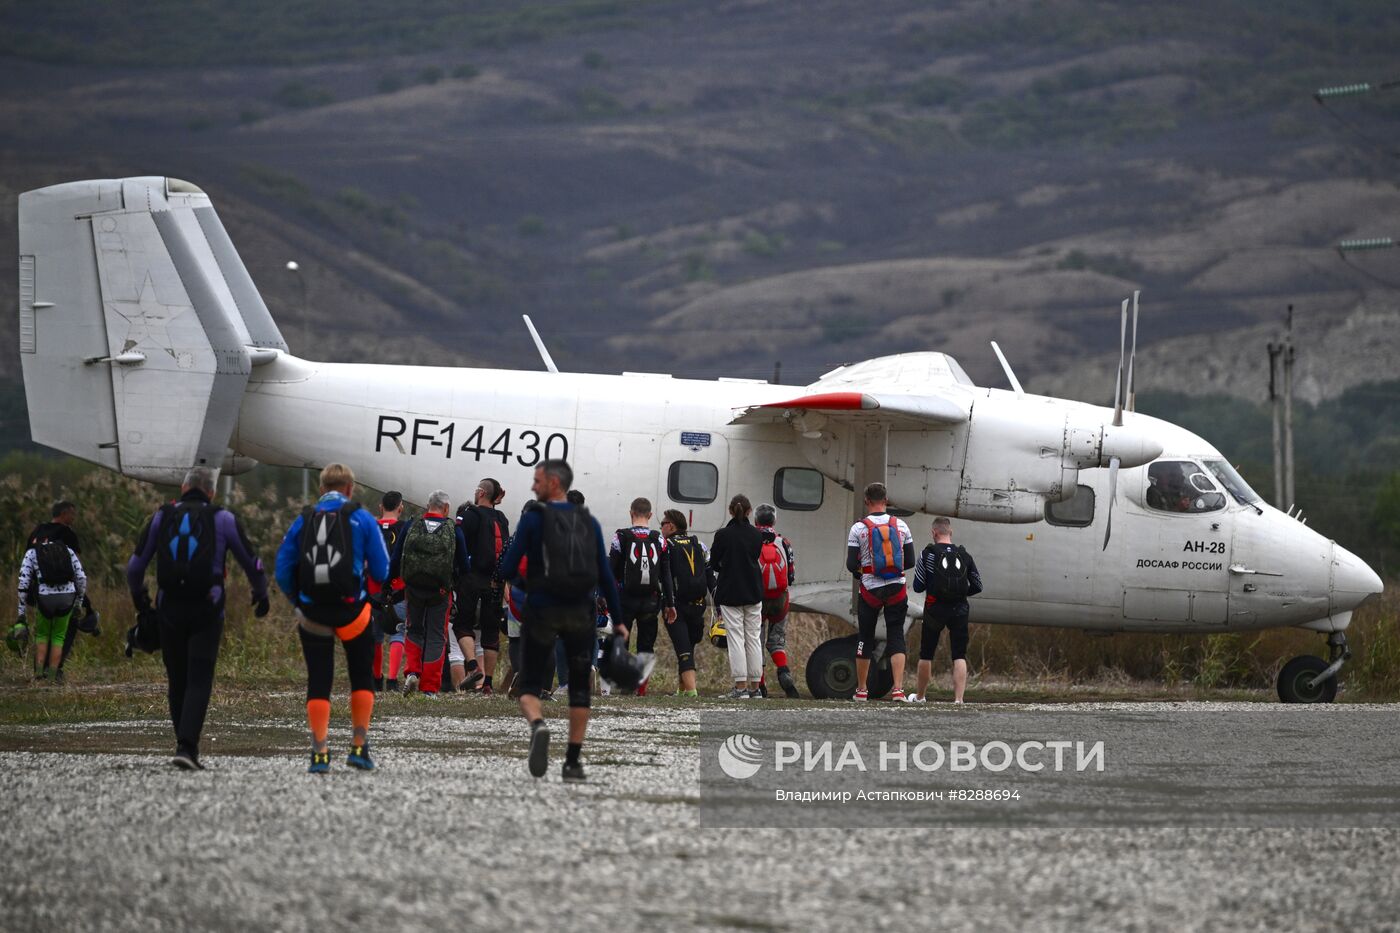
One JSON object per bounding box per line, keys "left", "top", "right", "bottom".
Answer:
{"left": 1282, "top": 305, "right": 1295, "bottom": 511}
{"left": 1267, "top": 340, "right": 1283, "bottom": 508}
{"left": 772, "top": 360, "right": 782, "bottom": 385}
{"left": 1267, "top": 305, "right": 1296, "bottom": 511}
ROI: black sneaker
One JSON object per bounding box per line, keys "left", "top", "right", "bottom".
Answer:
{"left": 374, "top": 676, "right": 384, "bottom": 692}
{"left": 527, "top": 721, "right": 550, "bottom": 778}
{"left": 308, "top": 750, "right": 331, "bottom": 774}
{"left": 386, "top": 678, "right": 399, "bottom": 693}
{"left": 53, "top": 668, "right": 65, "bottom": 685}
{"left": 170, "top": 750, "right": 203, "bottom": 771}
{"left": 777, "top": 669, "right": 800, "bottom": 699}
{"left": 562, "top": 760, "right": 586, "bottom": 783}
{"left": 462, "top": 670, "right": 485, "bottom": 692}
{"left": 757, "top": 681, "right": 769, "bottom": 698}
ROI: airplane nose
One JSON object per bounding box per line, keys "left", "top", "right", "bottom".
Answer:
{"left": 1332, "top": 543, "right": 1384, "bottom": 613}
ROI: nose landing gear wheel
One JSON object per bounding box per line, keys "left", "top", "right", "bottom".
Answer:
{"left": 1277, "top": 655, "right": 1338, "bottom": 704}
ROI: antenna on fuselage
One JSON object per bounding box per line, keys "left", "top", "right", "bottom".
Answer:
{"left": 522, "top": 315, "right": 560, "bottom": 374}
{"left": 989, "top": 341, "right": 1025, "bottom": 397}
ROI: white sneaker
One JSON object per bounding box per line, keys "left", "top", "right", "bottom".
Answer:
{"left": 403, "top": 673, "right": 419, "bottom": 694}
{"left": 953, "top": 698, "right": 965, "bottom": 705}
{"left": 905, "top": 694, "right": 927, "bottom": 704}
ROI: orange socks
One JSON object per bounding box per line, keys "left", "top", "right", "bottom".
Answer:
{"left": 306, "top": 698, "right": 331, "bottom": 748}
{"left": 350, "top": 689, "right": 374, "bottom": 734}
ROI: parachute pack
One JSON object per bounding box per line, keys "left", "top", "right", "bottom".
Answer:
{"left": 861, "top": 515, "right": 905, "bottom": 580}
{"left": 668, "top": 534, "right": 708, "bottom": 603}
{"left": 465, "top": 505, "right": 508, "bottom": 575}
{"left": 156, "top": 501, "right": 220, "bottom": 599}
{"left": 402, "top": 516, "right": 457, "bottom": 601}
{"left": 298, "top": 502, "right": 361, "bottom": 607}
{"left": 34, "top": 539, "right": 75, "bottom": 588}
{"left": 617, "top": 527, "right": 663, "bottom": 597}
{"left": 533, "top": 503, "right": 598, "bottom": 600}
{"left": 927, "top": 544, "right": 972, "bottom": 600}
{"left": 758, "top": 534, "right": 790, "bottom": 599}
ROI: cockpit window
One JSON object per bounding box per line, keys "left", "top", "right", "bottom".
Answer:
{"left": 1202, "top": 459, "right": 1262, "bottom": 506}
{"left": 1145, "top": 461, "right": 1226, "bottom": 514}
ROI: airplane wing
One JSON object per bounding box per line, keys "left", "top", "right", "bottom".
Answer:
{"left": 730, "top": 350, "right": 973, "bottom": 428}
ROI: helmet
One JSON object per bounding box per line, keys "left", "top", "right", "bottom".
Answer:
{"left": 123, "top": 609, "right": 161, "bottom": 658}
{"left": 709, "top": 614, "right": 727, "bottom": 649}
{"left": 596, "top": 633, "right": 656, "bottom": 692}
{"left": 5, "top": 622, "right": 28, "bottom": 654}
{"left": 76, "top": 605, "right": 101, "bottom": 636}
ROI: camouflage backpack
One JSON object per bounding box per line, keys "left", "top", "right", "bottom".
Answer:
{"left": 401, "top": 516, "right": 456, "bottom": 602}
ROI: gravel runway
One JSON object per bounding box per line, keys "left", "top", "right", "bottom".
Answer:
{"left": 4, "top": 701, "right": 1399, "bottom": 932}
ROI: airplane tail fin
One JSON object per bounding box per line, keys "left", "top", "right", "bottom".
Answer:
{"left": 17, "top": 177, "right": 287, "bottom": 483}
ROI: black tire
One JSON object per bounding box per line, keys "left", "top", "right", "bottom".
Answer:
{"left": 806, "top": 635, "right": 859, "bottom": 700}
{"left": 1277, "top": 655, "right": 1338, "bottom": 704}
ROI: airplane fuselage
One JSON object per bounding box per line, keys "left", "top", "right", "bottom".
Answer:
{"left": 234, "top": 354, "right": 1365, "bottom": 636}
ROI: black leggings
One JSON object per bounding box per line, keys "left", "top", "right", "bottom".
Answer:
{"left": 520, "top": 604, "right": 595, "bottom": 708}
{"left": 667, "top": 601, "right": 705, "bottom": 673}
{"left": 300, "top": 624, "right": 376, "bottom": 701}
{"left": 620, "top": 594, "right": 660, "bottom": 654}
{"left": 856, "top": 584, "right": 908, "bottom": 660}
{"left": 159, "top": 600, "right": 224, "bottom": 758}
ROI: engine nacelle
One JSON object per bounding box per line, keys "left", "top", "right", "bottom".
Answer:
{"left": 796, "top": 391, "right": 1160, "bottom": 523}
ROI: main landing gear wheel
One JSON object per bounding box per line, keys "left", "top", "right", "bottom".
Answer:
{"left": 805, "top": 636, "right": 894, "bottom": 700}
{"left": 1276, "top": 655, "right": 1337, "bottom": 704}
{"left": 806, "top": 636, "right": 858, "bottom": 700}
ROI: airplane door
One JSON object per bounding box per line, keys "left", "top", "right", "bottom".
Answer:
{"left": 656, "top": 430, "right": 730, "bottom": 536}
{"left": 1123, "top": 460, "right": 1233, "bottom": 626}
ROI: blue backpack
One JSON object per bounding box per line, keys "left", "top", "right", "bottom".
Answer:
{"left": 861, "top": 516, "right": 904, "bottom": 580}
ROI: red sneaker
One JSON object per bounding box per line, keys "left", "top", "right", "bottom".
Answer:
{"left": 890, "top": 689, "right": 907, "bottom": 702}
{"left": 853, "top": 688, "right": 868, "bottom": 702}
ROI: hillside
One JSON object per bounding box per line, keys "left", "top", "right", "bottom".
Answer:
{"left": 1, "top": 0, "right": 1399, "bottom": 393}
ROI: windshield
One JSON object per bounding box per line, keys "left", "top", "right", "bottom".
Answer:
{"left": 1203, "top": 459, "right": 1262, "bottom": 505}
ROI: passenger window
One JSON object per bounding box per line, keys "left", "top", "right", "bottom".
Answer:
{"left": 1145, "top": 461, "right": 1226, "bottom": 514}
{"left": 1046, "top": 485, "right": 1095, "bottom": 527}
{"left": 668, "top": 461, "right": 718, "bottom": 504}
{"left": 774, "top": 467, "right": 824, "bottom": 511}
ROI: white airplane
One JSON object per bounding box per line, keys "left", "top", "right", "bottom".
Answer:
{"left": 16, "top": 177, "right": 1384, "bottom": 702}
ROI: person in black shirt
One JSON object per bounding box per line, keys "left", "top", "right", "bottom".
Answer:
{"left": 608, "top": 497, "right": 675, "bottom": 696}
{"left": 910, "top": 517, "right": 983, "bottom": 704}
{"left": 454, "top": 478, "right": 510, "bottom": 694}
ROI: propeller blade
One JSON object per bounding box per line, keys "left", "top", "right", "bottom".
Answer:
{"left": 1112, "top": 299, "right": 1127, "bottom": 427}
{"left": 1102, "top": 455, "right": 1120, "bottom": 551}
{"left": 1126, "top": 290, "right": 1140, "bottom": 413}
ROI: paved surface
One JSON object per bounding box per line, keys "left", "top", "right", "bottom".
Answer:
{"left": 4, "top": 702, "right": 1400, "bottom": 932}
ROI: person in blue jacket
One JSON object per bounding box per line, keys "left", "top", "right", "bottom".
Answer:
{"left": 276, "top": 463, "right": 390, "bottom": 773}
{"left": 495, "top": 459, "right": 622, "bottom": 783}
